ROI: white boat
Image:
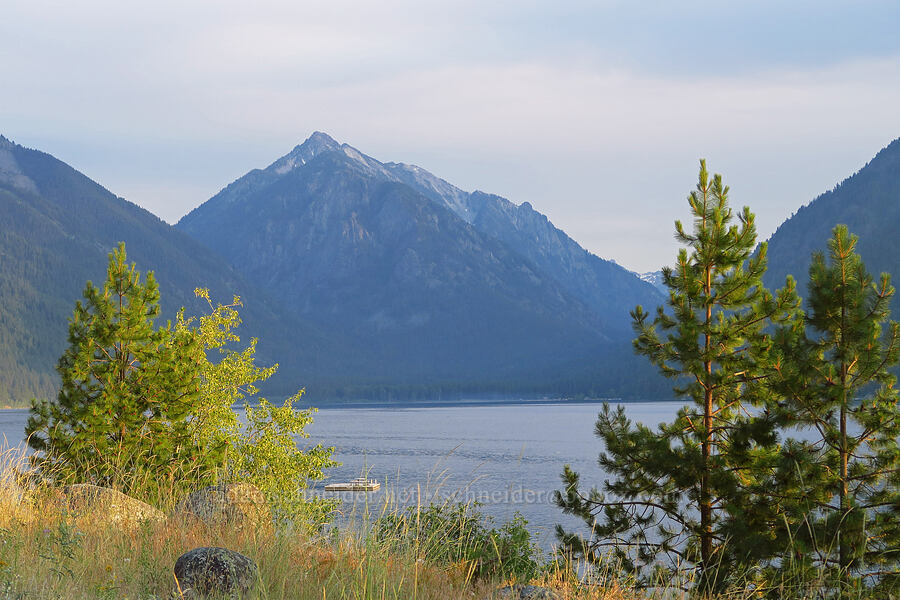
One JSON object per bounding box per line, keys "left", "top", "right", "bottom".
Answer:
{"left": 324, "top": 477, "right": 381, "bottom": 492}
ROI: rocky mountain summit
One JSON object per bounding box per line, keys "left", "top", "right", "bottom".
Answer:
{"left": 178, "top": 132, "right": 665, "bottom": 394}
{"left": 0, "top": 131, "right": 667, "bottom": 400}
{"left": 254, "top": 133, "right": 662, "bottom": 336}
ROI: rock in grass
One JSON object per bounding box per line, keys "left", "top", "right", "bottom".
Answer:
{"left": 493, "top": 584, "right": 562, "bottom": 600}
{"left": 62, "top": 483, "right": 165, "bottom": 529}
{"left": 175, "top": 483, "right": 271, "bottom": 531}
{"left": 173, "top": 547, "right": 258, "bottom": 599}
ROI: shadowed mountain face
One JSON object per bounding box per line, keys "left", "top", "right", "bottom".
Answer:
{"left": 0, "top": 131, "right": 667, "bottom": 403}
{"left": 178, "top": 133, "right": 665, "bottom": 394}
{"left": 763, "top": 137, "right": 900, "bottom": 294}
{"left": 381, "top": 162, "right": 661, "bottom": 337}
{"left": 0, "top": 135, "right": 345, "bottom": 402}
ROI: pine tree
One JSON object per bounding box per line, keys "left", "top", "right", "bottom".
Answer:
{"left": 556, "top": 161, "right": 800, "bottom": 590}
{"left": 768, "top": 226, "right": 900, "bottom": 593}
{"left": 26, "top": 243, "right": 210, "bottom": 496}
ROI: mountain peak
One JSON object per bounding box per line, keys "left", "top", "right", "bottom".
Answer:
{"left": 270, "top": 131, "right": 342, "bottom": 175}
{"left": 303, "top": 131, "right": 340, "bottom": 151}
{"left": 268, "top": 131, "right": 396, "bottom": 180}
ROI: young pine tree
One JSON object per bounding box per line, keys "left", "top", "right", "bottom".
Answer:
{"left": 556, "top": 161, "right": 800, "bottom": 590}
{"left": 769, "top": 225, "right": 900, "bottom": 593}
{"left": 26, "top": 243, "right": 211, "bottom": 496}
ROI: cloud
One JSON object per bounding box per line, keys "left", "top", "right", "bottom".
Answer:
{"left": 2, "top": 1, "right": 899, "bottom": 271}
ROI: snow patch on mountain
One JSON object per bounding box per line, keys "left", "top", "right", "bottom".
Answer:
{"left": 637, "top": 270, "right": 666, "bottom": 293}
{"left": 383, "top": 162, "right": 474, "bottom": 223}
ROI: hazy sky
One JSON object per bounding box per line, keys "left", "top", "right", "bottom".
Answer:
{"left": 3, "top": 1, "right": 900, "bottom": 272}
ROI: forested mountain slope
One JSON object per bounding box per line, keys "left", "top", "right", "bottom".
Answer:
{"left": 0, "top": 132, "right": 669, "bottom": 403}
{"left": 764, "top": 137, "right": 900, "bottom": 292}
{"left": 0, "top": 135, "right": 344, "bottom": 404}
{"left": 178, "top": 133, "right": 666, "bottom": 396}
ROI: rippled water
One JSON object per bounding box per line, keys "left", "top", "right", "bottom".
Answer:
{"left": 295, "top": 399, "right": 682, "bottom": 548}
{"left": 0, "top": 399, "right": 683, "bottom": 549}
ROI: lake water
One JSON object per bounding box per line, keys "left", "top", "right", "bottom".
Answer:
{"left": 0, "top": 399, "right": 682, "bottom": 550}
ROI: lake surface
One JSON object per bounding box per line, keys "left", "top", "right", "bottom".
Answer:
{"left": 0, "top": 399, "right": 683, "bottom": 550}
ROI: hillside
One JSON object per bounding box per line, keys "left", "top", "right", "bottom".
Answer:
{"left": 382, "top": 161, "right": 660, "bottom": 338}
{"left": 764, "top": 137, "right": 900, "bottom": 293}
{"left": 0, "top": 135, "right": 345, "bottom": 404}
{"left": 178, "top": 133, "right": 666, "bottom": 396}
{"left": 0, "top": 132, "right": 668, "bottom": 402}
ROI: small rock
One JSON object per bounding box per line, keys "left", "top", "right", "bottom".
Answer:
{"left": 494, "top": 584, "right": 562, "bottom": 600}
{"left": 173, "top": 547, "right": 258, "bottom": 599}
{"left": 175, "top": 483, "right": 271, "bottom": 531}
{"left": 63, "top": 484, "right": 165, "bottom": 530}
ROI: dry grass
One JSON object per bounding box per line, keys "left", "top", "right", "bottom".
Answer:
{"left": 3, "top": 444, "right": 888, "bottom": 600}
{"left": 0, "top": 445, "right": 645, "bottom": 600}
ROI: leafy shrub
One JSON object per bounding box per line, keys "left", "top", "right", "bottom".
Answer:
{"left": 177, "top": 288, "right": 339, "bottom": 527}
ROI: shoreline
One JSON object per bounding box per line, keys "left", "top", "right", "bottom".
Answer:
{"left": 2, "top": 396, "right": 679, "bottom": 412}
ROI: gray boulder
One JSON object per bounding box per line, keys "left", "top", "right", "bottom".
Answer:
{"left": 173, "top": 547, "right": 258, "bottom": 599}
{"left": 493, "top": 584, "right": 562, "bottom": 599}
{"left": 175, "top": 483, "right": 271, "bottom": 531}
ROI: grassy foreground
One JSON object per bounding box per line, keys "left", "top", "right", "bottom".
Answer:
{"left": 2, "top": 445, "right": 884, "bottom": 600}
{"left": 0, "top": 447, "right": 640, "bottom": 600}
